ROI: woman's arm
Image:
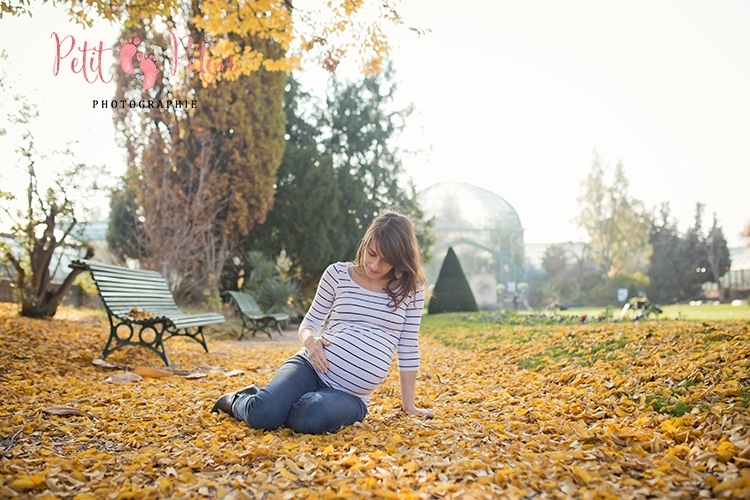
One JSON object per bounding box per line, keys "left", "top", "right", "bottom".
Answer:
{"left": 298, "top": 264, "right": 339, "bottom": 373}
{"left": 399, "top": 370, "right": 433, "bottom": 418}
{"left": 396, "top": 288, "right": 431, "bottom": 417}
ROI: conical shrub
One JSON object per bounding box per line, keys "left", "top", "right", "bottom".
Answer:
{"left": 428, "top": 247, "right": 478, "bottom": 314}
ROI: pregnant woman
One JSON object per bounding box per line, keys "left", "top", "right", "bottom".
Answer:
{"left": 212, "top": 211, "right": 433, "bottom": 434}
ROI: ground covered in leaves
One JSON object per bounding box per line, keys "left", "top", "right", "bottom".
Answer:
{"left": 1, "top": 304, "right": 749, "bottom": 499}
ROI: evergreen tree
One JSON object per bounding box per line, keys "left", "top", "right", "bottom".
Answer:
{"left": 239, "top": 77, "right": 349, "bottom": 292}
{"left": 428, "top": 247, "right": 478, "bottom": 314}
{"left": 240, "top": 70, "right": 432, "bottom": 294}
{"left": 679, "top": 203, "right": 711, "bottom": 300}
{"left": 324, "top": 66, "right": 421, "bottom": 233}
{"left": 647, "top": 203, "right": 731, "bottom": 303}
{"left": 646, "top": 203, "right": 683, "bottom": 303}
{"left": 705, "top": 212, "right": 731, "bottom": 301}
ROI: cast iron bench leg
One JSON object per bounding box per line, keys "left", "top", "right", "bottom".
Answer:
{"left": 164, "top": 326, "right": 209, "bottom": 353}
{"left": 102, "top": 316, "right": 171, "bottom": 366}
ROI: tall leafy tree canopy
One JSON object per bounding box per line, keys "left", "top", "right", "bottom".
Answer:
{"left": 647, "top": 203, "right": 731, "bottom": 303}
{"left": 647, "top": 203, "right": 684, "bottom": 304}
{"left": 239, "top": 70, "right": 432, "bottom": 295}
{"left": 705, "top": 212, "right": 731, "bottom": 300}
{"left": 325, "top": 69, "right": 421, "bottom": 233}
{"left": 239, "top": 77, "right": 346, "bottom": 292}
{"left": 4, "top": 1, "right": 425, "bottom": 306}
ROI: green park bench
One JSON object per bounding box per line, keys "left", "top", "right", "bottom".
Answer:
{"left": 70, "top": 259, "right": 225, "bottom": 366}
{"left": 223, "top": 290, "right": 289, "bottom": 340}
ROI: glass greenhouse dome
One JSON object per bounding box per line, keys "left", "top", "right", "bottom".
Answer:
{"left": 417, "top": 182, "right": 525, "bottom": 308}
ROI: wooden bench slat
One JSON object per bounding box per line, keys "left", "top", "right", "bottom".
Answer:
{"left": 99, "top": 290, "right": 174, "bottom": 304}
{"left": 173, "top": 316, "right": 225, "bottom": 327}
{"left": 84, "top": 272, "right": 167, "bottom": 284}
{"left": 88, "top": 280, "right": 173, "bottom": 291}
{"left": 92, "top": 279, "right": 172, "bottom": 290}
{"left": 108, "top": 302, "right": 179, "bottom": 308}
{"left": 110, "top": 309, "right": 184, "bottom": 317}
{"left": 98, "top": 289, "right": 175, "bottom": 296}
{"left": 93, "top": 280, "right": 174, "bottom": 290}
{"left": 76, "top": 262, "right": 162, "bottom": 275}
{"left": 104, "top": 304, "right": 179, "bottom": 311}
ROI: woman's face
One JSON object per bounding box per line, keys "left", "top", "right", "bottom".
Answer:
{"left": 363, "top": 240, "right": 393, "bottom": 281}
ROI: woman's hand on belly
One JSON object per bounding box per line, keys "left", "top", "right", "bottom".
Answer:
{"left": 303, "top": 334, "right": 331, "bottom": 373}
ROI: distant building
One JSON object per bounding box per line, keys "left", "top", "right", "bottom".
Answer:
{"left": 417, "top": 182, "right": 525, "bottom": 308}
{"left": 718, "top": 246, "right": 750, "bottom": 299}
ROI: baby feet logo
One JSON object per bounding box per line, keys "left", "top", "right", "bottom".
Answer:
{"left": 118, "top": 38, "right": 158, "bottom": 90}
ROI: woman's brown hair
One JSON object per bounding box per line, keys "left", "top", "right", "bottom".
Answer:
{"left": 355, "top": 211, "right": 426, "bottom": 308}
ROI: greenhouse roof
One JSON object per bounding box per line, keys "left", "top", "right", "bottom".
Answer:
{"left": 730, "top": 246, "right": 750, "bottom": 271}
{"left": 417, "top": 182, "right": 523, "bottom": 232}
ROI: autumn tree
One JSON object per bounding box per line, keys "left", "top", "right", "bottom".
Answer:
{"left": 540, "top": 244, "right": 572, "bottom": 304}
{"left": 542, "top": 244, "right": 568, "bottom": 281}
{"left": 575, "top": 151, "right": 651, "bottom": 279}
{"left": 5, "top": 1, "right": 420, "bottom": 306}
{"left": 109, "top": 13, "right": 286, "bottom": 303}
{"left": 92, "top": 0, "right": 421, "bottom": 304}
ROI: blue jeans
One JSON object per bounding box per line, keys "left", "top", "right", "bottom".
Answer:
{"left": 231, "top": 353, "right": 368, "bottom": 434}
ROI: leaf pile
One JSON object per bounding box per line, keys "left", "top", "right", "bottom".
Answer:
{"left": 124, "top": 307, "right": 155, "bottom": 320}
{"left": 1, "top": 303, "right": 749, "bottom": 499}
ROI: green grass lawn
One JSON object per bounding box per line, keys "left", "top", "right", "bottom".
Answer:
{"left": 420, "top": 303, "right": 750, "bottom": 331}
{"left": 563, "top": 303, "right": 750, "bottom": 321}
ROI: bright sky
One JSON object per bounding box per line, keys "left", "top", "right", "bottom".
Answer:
{"left": 1, "top": 1, "right": 748, "bottom": 247}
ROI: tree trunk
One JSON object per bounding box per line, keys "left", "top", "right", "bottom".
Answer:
{"left": 19, "top": 267, "right": 87, "bottom": 319}
{"left": 21, "top": 290, "right": 60, "bottom": 319}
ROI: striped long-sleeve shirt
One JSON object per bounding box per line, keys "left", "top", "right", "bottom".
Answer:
{"left": 298, "top": 262, "right": 425, "bottom": 403}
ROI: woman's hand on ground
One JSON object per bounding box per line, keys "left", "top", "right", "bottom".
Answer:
{"left": 304, "top": 335, "right": 331, "bottom": 373}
